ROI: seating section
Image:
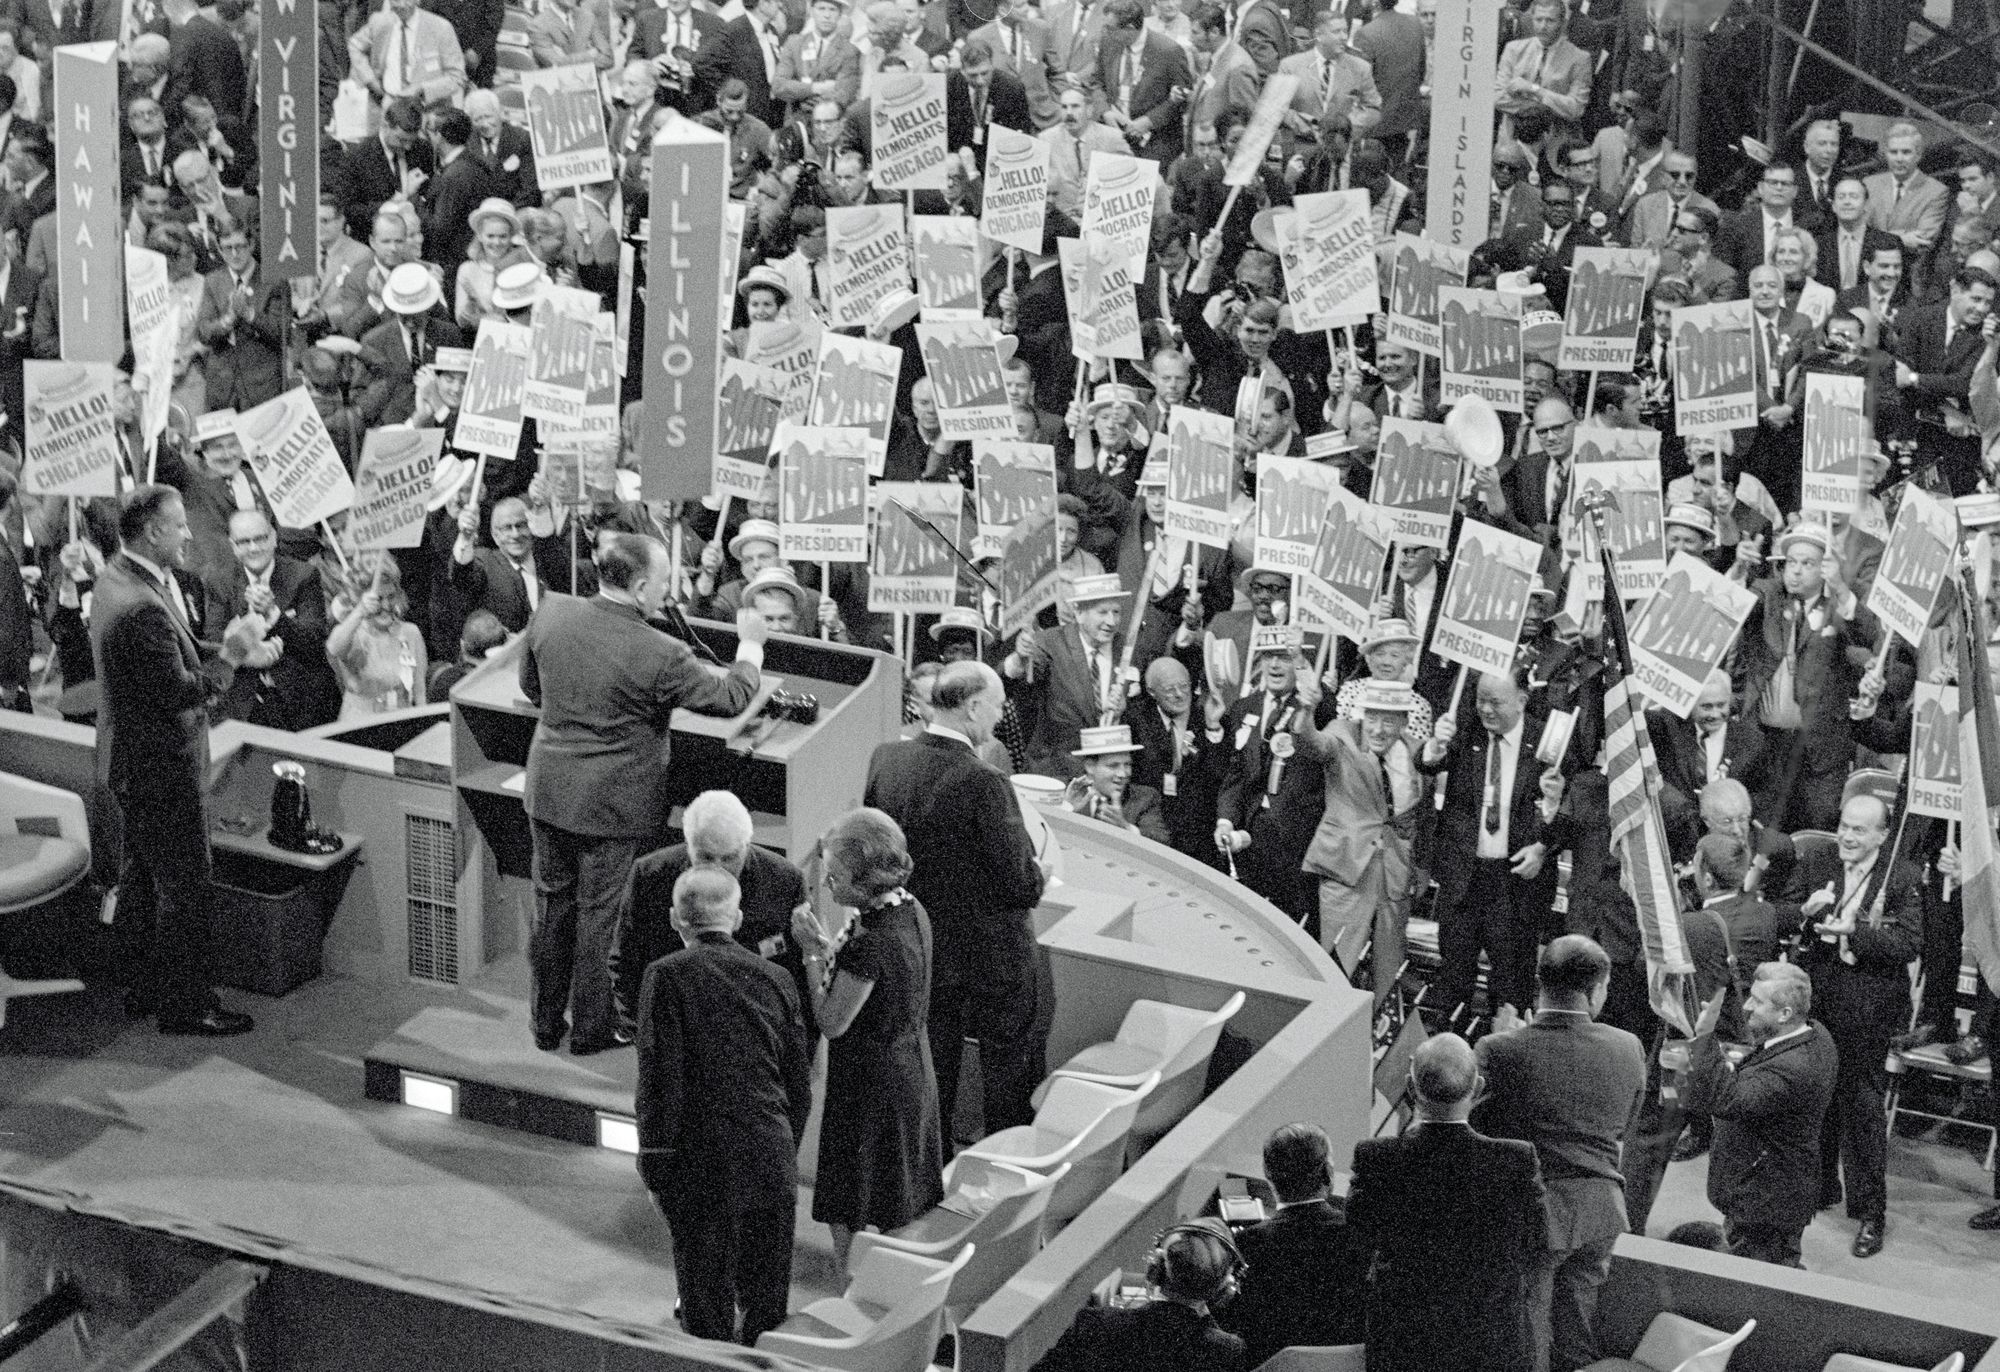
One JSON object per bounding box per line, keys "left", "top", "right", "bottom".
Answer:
{"left": 755, "top": 1243, "right": 975, "bottom": 1372}
{"left": 0, "top": 772, "right": 92, "bottom": 1027}
{"left": 852, "top": 1156, "right": 1067, "bottom": 1327}
{"left": 1034, "top": 991, "right": 1245, "bottom": 1151}
{"left": 1580, "top": 1313, "right": 1757, "bottom": 1372}
{"left": 1821, "top": 1355, "right": 1964, "bottom": 1372}
{"left": 961, "top": 1072, "right": 1160, "bottom": 1227}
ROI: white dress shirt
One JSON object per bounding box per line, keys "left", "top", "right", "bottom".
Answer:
{"left": 1475, "top": 718, "right": 1525, "bottom": 860}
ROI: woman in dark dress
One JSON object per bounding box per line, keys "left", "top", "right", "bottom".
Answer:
{"left": 791, "top": 807, "right": 946, "bottom": 1271}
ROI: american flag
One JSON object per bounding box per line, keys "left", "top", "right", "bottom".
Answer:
{"left": 1596, "top": 527, "right": 1696, "bottom": 1036}
{"left": 1953, "top": 569, "right": 2000, "bottom": 995}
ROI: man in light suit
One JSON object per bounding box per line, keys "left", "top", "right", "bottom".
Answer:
{"left": 1353, "top": 0, "right": 1423, "bottom": 144}
{"left": 1495, "top": 0, "right": 1592, "bottom": 136}
{"left": 349, "top": 0, "right": 469, "bottom": 105}
{"left": 1623, "top": 150, "right": 1714, "bottom": 251}
{"left": 94, "top": 486, "right": 266, "bottom": 1036}
{"left": 1006, "top": 572, "right": 1128, "bottom": 777}
{"left": 865, "top": 661, "right": 1049, "bottom": 1151}
{"left": 1474, "top": 937, "right": 1647, "bottom": 1372}
{"left": 1279, "top": 9, "right": 1380, "bottom": 142}
{"left": 1186, "top": 2, "right": 1258, "bottom": 146}
{"left": 1493, "top": 141, "right": 1545, "bottom": 241}
{"left": 1042, "top": 84, "right": 1128, "bottom": 221}
{"left": 972, "top": 0, "right": 1061, "bottom": 129}
{"left": 520, "top": 534, "right": 769, "bottom": 1055}
{"left": 1092, "top": 0, "right": 1190, "bottom": 164}
{"left": 1865, "top": 122, "right": 1950, "bottom": 283}
{"left": 1347, "top": 1036, "right": 1549, "bottom": 1372}
{"left": 310, "top": 195, "right": 376, "bottom": 337}
{"left": 1040, "top": 0, "right": 1104, "bottom": 106}
{"left": 771, "top": 0, "right": 862, "bottom": 123}
{"left": 1742, "top": 264, "right": 1814, "bottom": 508}
{"left": 528, "top": 0, "right": 610, "bottom": 69}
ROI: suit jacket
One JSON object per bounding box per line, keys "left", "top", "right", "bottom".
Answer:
{"left": 1351, "top": 8, "right": 1424, "bottom": 141}
{"left": 1016, "top": 621, "right": 1119, "bottom": 776}
{"left": 1704, "top": 890, "right": 1779, "bottom": 989}
{"left": 972, "top": 17, "right": 1061, "bottom": 129}
{"left": 357, "top": 314, "right": 465, "bottom": 425}
{"left": 1624, "top": 189, "right": 1717, "bottom": 252}
{"left": 1681, "top": 1023, "right": 1838, "bottom": 1231}
{"left": 1189, "top": 41, "right": 1260, "bottom": 139}
{"left": 1713, "top": 209, "right": 1799, "bottom": 283}
{"left": 612, "top": 842, "right": 808, "bottom": 1028}
{"left": 0, "top": 526, "right": 30, "bottom": 703}
{"left": 1736, "top": 577, "right": 1874, "bottom": 768}
{"left": 636, "top": 6, "right": 728, "bottom": 112}
{"left": 1094, "top": 30, "right": 1190, "bottom": 163}
{"left": 314, "top": 236, "right": 376, "bottom": 335}
{"left": 771, "top": 27, "right": 862, "bottom": 118}
{"left": 1126, "top": 699, "right": 1217, "bottom": 858}
{"left": 1657, "top": 248, "right": 1741, "bottom": 303}
{"left": 349, "top": 8, "right": 468, "bottom": 101}
{"left": 527, "top": 0, "right": 608, "bottom": 71}
{"left": 1279, "top": 47, "right": 1381, "bottom": 135}
{"left": 1749, "top": 305, "right": 1813, "bottom": 410}
{"left": 1473, "top": 1016, "right": 1647, "bottom": 1250}
{"left": 1895, "top": 302, "right": 1984, "bottom": 417}
{"left": 712, "top": 12, "right": 778, "bottom": 121}
{"left": 343, "top": 134, "right": 437, "bottom": 240}
{"left": 1509, "top": 221, "right": 1599, "bottom": 315}
{"left": 520, "top": 595, "right": 759, "bottom": 838}
{"left": 1864, "top": 169, "right": 1950, "bottom": 256}
{"left": 862, "top": 731, "right": 1046, "bottom": 974}
{"left": 1492, "top": 180, "right": 1544, "bottom": 242}
{"left": 1494, "top": 35, "right": 1592, "bottom": 126}
{"left": 166, "top": 14, "right": 248, "bottom": 121}
{"left": 1039, "top": 0, "right": 1103, "bottom": 103}
{"left": 416, "top": 149, "right": 497, "bottom": 272}
{"left": 195, "top": 268, "right": 286, "bottom": 412}
{"left": 21, "top": 0, "right": 102, "bottom": 58}
{"left": 945, "top": 68, "right": 1034, "bottom": 152}
{"left": 1033, "top": 1300, "right": 1244, "bottom": 1372}
{"left": 1233, "top": 0, "right": 1292, "bottom": 76}
{"left": 1297, "top": 713, "right": 1423, "bottom": 894}
{"left": 0, "top": 174, "right": 53, "bottom": 257}
{"left": 1778, "top": 846, "right": 1923, "bottom": 1051}
{"left": 447, "top": 544, "right": 547, "bottom": 636}
{"left": 218, "top": 556, "right": 339, "bottom": 731}
{"left": 1815, "top": 222, "right": 1900, "bottom": 292}
{"left": 1219, "top": 1198, "right": 1367, "bottom": 1365}
{"left": 633, "top": 932, "right": 812, "bottom": 1204}
{"left": 90, "top": 552, "right": 236, "bottom": 810}
{"left": 1423, "top": 710, "right": 1573, "bottom": 918}
{"left": 1648, "top": 710, "right": 1768, "bottom": 839}
{"left": 1346, "top": 1124, "right": 1546, "bottom": 1372}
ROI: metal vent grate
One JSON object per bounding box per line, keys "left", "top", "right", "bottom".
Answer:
{"left": 406, "top": 814, "right": 460, "bottom": 985}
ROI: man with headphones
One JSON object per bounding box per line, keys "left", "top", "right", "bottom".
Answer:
{"left": 1032, "top": 1218, "right": 1247, "bottom": 1371}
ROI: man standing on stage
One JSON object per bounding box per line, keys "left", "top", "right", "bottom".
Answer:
{"left": 94, "top": 486, "right": 269, "bottom": 1036}
{"left": 521, "top": 534, "right": 769, "bottom": 1054}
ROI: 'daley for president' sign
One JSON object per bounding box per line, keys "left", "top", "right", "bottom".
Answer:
{"left": 521, "top": 63, "right": 614, "bottom": 191}
{"left": 1439, "top": 285, "right": 1524, "bottom": 413}
{"left": 1909, "top": 681, "right": 1962, "bottom": 819}
{"left": 912, "top": 215, "right": 981, "bottom": 320}
{"left": 1297, "top": 481, "right": 1393, "bottom": 643}
{"left": 871, "top": 71, "right": 948, "bottom": 190}
{"left": 1868, "top": 486, "right": 1958, "bottom": 648}
{"left": 1432, "top": 519, "right": 1540, "bottom": 676}
{"left": 1387, "top": 233, "right": 1469, "bottom": 358}
{"left": 1371, "top": 419, "right": 1459, "bottom": 550}
{"left": 870, "top": 480, "right": 965, "bottom": 613}
{"left": 807, "top": 331, "right": 900, "bottom": 473}
{"left": 457, "top": 318, "right": 532, "bottom": 459}
{"left": 777, "top": 424, "right": 871, "bottom": 561}
{"left": 1802, "top": 372, "right": 1870, "bottom": 514}
{"left": 1557, "top": 248, "right": 1653, "bottom": 372}
{"left": 1672, "top": 300, "right": 1757, "bottom": 434}
{"left": 1628, "top": 552, "right": 1758, "bottom": 717}
{"left": 973, "top": 439, "right": 1057, "bottom": 559}
{"left": 981, "top": 126, "right": 1049, "bottom": 253}
{"left": 1255, "top": 454, "right": 1341, "bottom": 573}
{"left": 714, "top": 357, "right": 788, "bottom": 499}
{"left": 916, "top": 321, "right": 1013, "bottom": 439}
{"left": 1164, "top": 405, "right": 1235, "bottom": 548}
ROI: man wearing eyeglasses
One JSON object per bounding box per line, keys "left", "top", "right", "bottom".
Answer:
{"left": 1659, "top": 204, "right": 1741, "bottom": 304}
{"left": 1624, "top": 150, "right": 1716, "bottom": 251}
{"left": 1716, "top": 163, "right": 1800, "bottom": 284}
{"left": 216, "top": 510, "right": 339, "bottom": 731}
{"left": 1512, "top": 178, "right": 1599, "bottom": 315}
{"left": 1497, "top": 394, "right": 1580, "bottom": 547}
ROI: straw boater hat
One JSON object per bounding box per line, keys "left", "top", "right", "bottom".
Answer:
{"left": 1068, "top": 573, "right": 1129, "bottom": 604}
{"left": 743, "top": 565, "right": 808, "bottom": 611}
{"left": 1664, "top": 502, "right": 1718, "bottom": 541}
{"left": 1777, "top": 521, "right": 1832, "bottom": 559}
{"left": 428, "top": 453, "right": 475, "bottom": 511}
{"left": 1085, "top": 382, "right": 1142, "bottom": 416}
{"left": 467, "top": 196, "right": 521, "bottom": 237}
{"left": 728, "top": 518, "right": 782, "bottom": 561}
{"left": 491, "top": 262, "right": 546, "bottom": 312}
{"left": 313, "top": 335, "right": 363, "bottom": 358}
{"left": 1072, "top": 724, "right": 1142, "bottom": 757}
{"left": 870, "top": 287, "right": 920, "bottom": 334}
{"left": 382, "top": 262, "right": 442, "bottom": 316}
{"left": 929, "top": 606, "right": 989, "bottom": 643}
{"left": 1136, "top": 451, "right": 1168, "bottom": 487}
{"left": 1361, "top": 618, "right": 1419, "bottom": 652}
{"left": 194, "top": 408, "right": 239, "bottom": 444}
{"left": 736, "top": 263, "right": 792, "bottom": 305}
{"left": 433, "top": 346, "right": 474, "bottom": 373}
{"left": 1355, "top": 679, "right": 1417, "bottom": 714}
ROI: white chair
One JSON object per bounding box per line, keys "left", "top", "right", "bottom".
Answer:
{"left": 1580, "top": 1314, "right": 1756, "bottom": 1372}
{"left": 0, "top": 773, "right": 91, "bottom": 1028}
{"left": 755, "top": 1243, "right": 974, "bottom": 1372}
{"left": 961, "top": 1073, "right": 1159, "bottom": 1225}
{"left": 1823, "top": 1355, "right": 1965, "bottom": 1372}
{"left": 1253, "top": 1344, "right": 1368, "bottom": 1372}
{"left": 1034, "top": 992, "right": 1245, "bottom": 1150}
{"left": 852, "top": 1157, "right": 1067, "bottom": 1326}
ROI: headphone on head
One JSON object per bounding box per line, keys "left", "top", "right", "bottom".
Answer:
{"left": 1144, "top": 1218, "right": 1246, "bottom": 1306}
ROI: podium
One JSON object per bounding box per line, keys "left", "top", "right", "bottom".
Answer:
{"left": 447, "top": 616, "right": 904, "bottom": 981}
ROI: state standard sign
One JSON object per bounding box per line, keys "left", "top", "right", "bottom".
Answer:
{"left": 53, "top": 43, "right": 122, "bottom": 361}
{"left": 641, "top": 115, "right": 726, "bottom": 502}
{"left": 1424, "top": 0, "right": 1497, "bottom": 249}
{"left": 258, "top": 0, "right": 317, "bottom": 280}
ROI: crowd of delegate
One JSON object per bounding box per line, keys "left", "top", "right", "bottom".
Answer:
{"left": 8, "top": 0, "right": 2000, "bottom": 1366}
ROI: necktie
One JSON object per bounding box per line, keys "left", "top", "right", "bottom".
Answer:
{"left": 156, "top": 568, "right": 191, "bottom": 633}
{"left": 230, "top": 471, "right": 258, "bottom": 511}
{"left": 1893, "top": 178, "right": 1904, "bottom": 208}
{"left": 1762, "top": 320, "right": 1777, "bottom": 394}
{"left": 1377, "top": 754, "right": 1393, "bottom": 808}
{"left": 1007, "top": 24, "right": 1018, "bottom": 59}
{"left": 1841, "top": 233, "right": 1858, "bottom": 290}
{"left": 392, "top": 19, "right": 413, "bottom": 94}
{"left": 1483, "top": 734, "right": 1503, "bottom": 834}
{"left": 1319, "top": 55, "right": 1332, "bottom": 99}
{"left": 516, "top": 559, "right": 539, "bottom": 612}
{"left": 1073, "top": 134, "right": 1084, "bottom": 176}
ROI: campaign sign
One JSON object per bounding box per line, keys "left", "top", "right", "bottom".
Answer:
{"left": 777, "top": 424, "right": 871, "bottom": 562}
{"left": 981, "top": 126, "right": 1049, "bottom": 253}
{"left": 806, "top": 331, "right": 900, "bottom": 474}
{"left": 1628, "top": 552, "right": 1758, "bottom": 716}
{"left": 1802, "top": 372, "right": 1871, "bottom": 514}
{"left": 1557, "top": 248, "right": 1654, "bottom": 372}
{"left": 974, "top": 439, "right": 1058, "bottom": 560}
{"left": 1370, "top": 418, "right": 1459, "bottom": 550}
{"left": 1223, "top": 74, "right": 1300, "bottom": 187}
{"left": 1432, "top": 519, "right": 1540, "bottom": 675}
{"left": 544, "top": 445, "right": 620, "bottom": 507}
{"left": 871, "top": 481, "right": 965, "bottom": 613}
{"left": 520, "top": 64, "right": 613, "bottom": 191}
{"left": 1000, "top": 508, "right": 1061, "bottom": 637}
{"left": 1565, "top": 425, "right": 1665, "bottom": 598}
{"left": 826, "top": 203, "right": 910, "bottom": 329}
{"left": 1672, "top": 301, "right": 1757, "bottom": 434}
{"left": 126, "top": 244, "right": 177, "bottom": 450}
{"left": 742, "top": 316, "right": 823, "bottom": 423}
{"left": 1164, "top": 405, "right": 1236, "bottom": 548}
{"left": 912, "top": 215, "right": 981, "bottom": 320}
{"left": 457, "top": 319, "right": 532, "bottom": 459}
{"left": 916, "top": 321, "right": 1013, "bottom": 439}
{"left": 1079, "top": 237, "right": 1142, "bottom": 359}
{"left": 234, "top": 385, "right": 355, "bottom": 528}
{"left": 1080, "top": 152, "right": 1157, "bottom": 272}
{"left": 521, "top": 284, "right": 599, "bottom": 424}
{"left": 20, "top": 362, "right": 122, "bottom": 495}
{"left": 1910, "top": 681, "right": 1962, "bottom": 820}
{"left": 1255, "top": 455, "right": 1341, "bottom": 573}
{"left": 871, "top": 71, "right": 948, "bottom": 190}
{"left": 1439, "top": 286, "right": 1524, "bottom": 413}
{"left": 1297, "top": 481, "right": 1392, "bottom": 643}
{"left": 1869, "top": 485, "right": 1958, "bottom": 648}
{"left": 714, "top": 357, "right": 789, "bottom": 500}
{"left": 1056, "top": 237, "right": 1094, "bottom": 357}
{"left": 1276, "top": 191, "right": 1378, "bottom": 333}
{"left": 1386, "top": 233, "right": 1470, "bottom": 357}
{"left": 348, "top": 427, "right": 445, "bottom": 550}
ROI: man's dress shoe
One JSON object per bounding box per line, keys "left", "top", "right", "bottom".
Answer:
{"left": 1852, "top": 1218, "right": 1885, "bottom": 1258}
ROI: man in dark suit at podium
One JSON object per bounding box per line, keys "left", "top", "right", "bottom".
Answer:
{"left": 521, "top": 535, "right": 768, "bottom": 1055}
{"left": 94, "top": 486, "right": 267, "bottom": 1036}
{"left": 865, "top": 660, "right": 1047, "bottom": 1151}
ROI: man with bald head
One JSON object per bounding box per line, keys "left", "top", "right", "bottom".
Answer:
{"left": 1498, "top": 394, "right": 1577, "bottom": 546}
{"left": 1777, "top": 792, "right": 1924, "bottom": 1259}
{"left": 216, "top": 509, "right": 339, "bottom": 730}
{"left": 1650, "top": 669, "right": 1767, "bottom": 857}
{"left": 1346, "top": 1034, "right": 1548, "bottom": 1372}
{"left": 1127, "top": 657, "right": 1219, "bottom": 864}
{"left": 1697, "top": 775, "right": 1795, "bottom": 897}
{"left": 865, "top": 659, "right": 1050, "bottom": 1151}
